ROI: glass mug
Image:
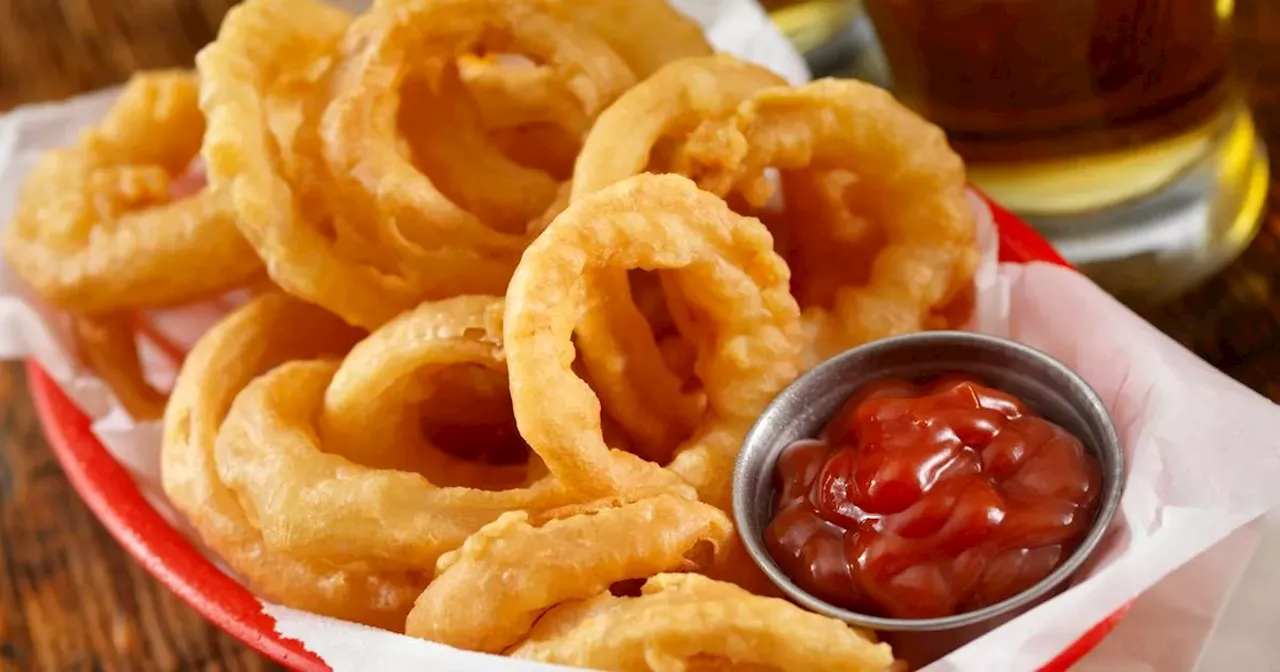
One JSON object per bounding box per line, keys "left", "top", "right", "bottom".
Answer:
{"left": 765, "top": 0, "right": 1269, "bottom": 305}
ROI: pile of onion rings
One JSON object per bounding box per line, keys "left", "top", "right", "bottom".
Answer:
{"left": 4, "top": 0, "right": 983, "bottom": 668}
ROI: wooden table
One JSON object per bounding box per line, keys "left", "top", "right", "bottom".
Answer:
{"left": 0, "top": 1, "right": 1276, "bottom": 669}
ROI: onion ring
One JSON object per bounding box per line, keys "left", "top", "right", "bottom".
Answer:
{"left": 669, "top": 79, "right": 980, "bottom": 363}
{"left": 214, "top": 360, "right": 556, "bottom": 571}
{"left": 159, "top": 293, "right": 428, "bottom": 630}
{"left": 458, "top": 0, "right": 709, "bottom": 141}
{"left": 458, "top": 0, "right": 709, "bottom": 183}
{"left": 510, "top": 573, "right": 896, "bottom": 670}
{"left": 405, "top": 494, "right": 731, "bottom": 653}
{"left": 321, "top": 0, "right": 633, "bottom": 242}
{"left": 3, "top": 71, "right": 260, "bottom": 314}
{"left": 566, "top": 57, "right": 787, "bottom": 459}
{"left": 776, "top": 169, "right": 882, "bottom": 308}
{"left": 319, "top": 295, "right": 531, "bottom": 490}
{"left": 571, "top": 55, "right": 786, "bottom": 200}
{"left": 504, "top": 174, "right": 802, "bottom": 506}
{"left": 458, "top": 54, "right": 591, "bottom": 137}
{"left": 212, "top": 295, "right": 692, "bottom": 573}
{"left": 572, "top": 268, "right": 706, "bottom": 464}
{"left": 198, "top": 0, "right": 518, "bottom": 329}
{"left": 397, "top": 72, "right": 561, "bottom": 235}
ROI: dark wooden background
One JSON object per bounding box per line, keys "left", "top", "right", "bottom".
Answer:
{"left": 3, "top": 1, "right": 310, "bottom": 669}
{"left": 0, "top": 0, "right": 1277, "bottom": 669}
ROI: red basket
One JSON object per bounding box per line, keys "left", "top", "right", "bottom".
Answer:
{"left": 27, "top": 194, "right": 1127, "bottom": 671}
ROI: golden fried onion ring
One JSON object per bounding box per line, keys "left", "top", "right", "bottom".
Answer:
{"left": 505, "top": 174, "right": 802, "bottom": 506}
{"left": 405, "top": 494, "right": 731, "bottom": 653}
{"left": 566, "top": 56, "right": 787, "bottom": 458}
{"left": 671, "top": 79, "right": 979, "bottom": 362}
{"left": 510, "top": 573, "right": 896, "bottom": 671}
{"left": 321, "top": 0, "right": 634, "bottom": 239}
{"left": 159, "top": 293, "right": 427, "bottom": 629}
{"left": 319, "top": 295, "right": 531, "bottom": 490}
{"left": 458, "top": 54, "right": 591, "bottom": 137}
{"left": 458, "top": 0, "right": 709, "bottom": 183}
{"left": 212, "top": 295, "right": 691, "bottom": 573}
{"left": 775, "top": 169, "right": 881, "bottom": 309}
{"left": 4, "top": 71, "right": 259, "bottom": 314}
{"left": 199, "top": 0, "right": 517, "bottom": 329}
{"left": 396, "top": 73, "right": 561, "bottom": 235}
{"left": 458, "top": 0, "right": 709, "bottom": 135}
{"left": 215, "top": 360, "right": 556, "bottom": 571}
{"left": 571, "top": 55, "right": 786, "bottom": 200}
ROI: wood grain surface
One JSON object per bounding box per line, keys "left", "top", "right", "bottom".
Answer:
{"left": 0, "top": 0, "right": 1277, "bottom": 670}
{"left": 1, "top": 4, "right": 273, "bottom": 671}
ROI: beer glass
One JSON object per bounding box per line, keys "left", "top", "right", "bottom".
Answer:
{"left": 767, "top": 0, "right": 1269, "bottom": 304}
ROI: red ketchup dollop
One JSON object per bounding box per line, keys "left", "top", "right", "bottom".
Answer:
{"left": 763, "top": 375, "right": 1102, "bottom": 619}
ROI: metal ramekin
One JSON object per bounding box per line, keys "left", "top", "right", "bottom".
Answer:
{"left": 732, "top": 331, "right": 1124, "bottom": 631}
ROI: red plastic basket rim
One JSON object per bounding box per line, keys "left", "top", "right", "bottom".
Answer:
{"left": 27, "top": 192, "right": 1127, "bottom": 672}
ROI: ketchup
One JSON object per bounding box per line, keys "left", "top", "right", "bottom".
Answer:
{"left": 763, "top": 375, "right": 1102, "bottom": 619}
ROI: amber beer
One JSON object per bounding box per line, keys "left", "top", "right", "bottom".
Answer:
{"left": 860, "top": 0, "right": 1235, "bottom": 214}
